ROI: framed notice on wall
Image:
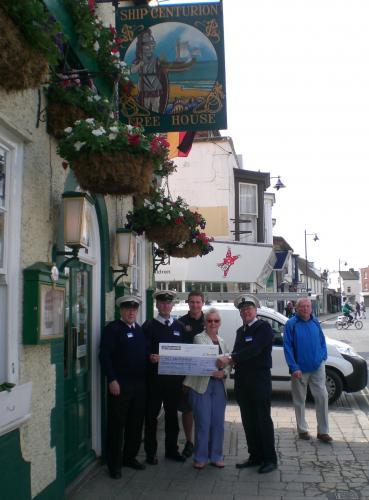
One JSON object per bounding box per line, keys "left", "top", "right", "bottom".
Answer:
{"left": 39, "top": 285, "right": 65, "bottom": 340}
{"left": 116, "top": 2, "right": 227, "bottom": 133}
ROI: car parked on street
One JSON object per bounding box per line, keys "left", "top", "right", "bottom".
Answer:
{"left": 172, "top": 302, "right": 368, "bottom": 404}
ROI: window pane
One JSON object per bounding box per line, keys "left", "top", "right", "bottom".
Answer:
{"left": 239, "top": 183, "right": 257, "bottom": 215}
{"left": 0, "top": 213, "right": 4, "bottom": 269}
{"left": 0, "top": 147, "right": 5, "bottom": 208}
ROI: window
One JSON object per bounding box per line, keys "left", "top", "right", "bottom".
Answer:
{"left": 131, "top": 237, "right": 142, "bottom": 296}
{"left": 239, "top": 183, "right": 257, "bottom": 243}
{"left": 0, "top": 129, "right": 23, "bottom": 384}
{"left": 347, "top": 286, "right": 351, "bottom": 293}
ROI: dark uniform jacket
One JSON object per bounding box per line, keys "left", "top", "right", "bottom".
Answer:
{"left": 232, "top": 319, "right": 274, "bottom": 376}
{"left": 143, "top": 318, "right": 187, "bottom": 377}
{"left": 99, "top": 320, "right": 148, "bottom": 385}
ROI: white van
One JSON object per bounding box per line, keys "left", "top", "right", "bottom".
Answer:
{"left": 171, "top": 302, "right": 368, "bottom": 404}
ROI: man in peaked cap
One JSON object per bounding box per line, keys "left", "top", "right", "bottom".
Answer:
{"left": 100, "top": 295, "right": 148, "bottom": 479}
{"left": 143, "top": 290, "right": 188, "bottom": 464}
{"left": 217, "top": 294, "right": 277, "bottom": 474}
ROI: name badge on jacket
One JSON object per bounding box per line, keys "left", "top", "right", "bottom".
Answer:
{"left": 244, "top": 336, "right": 252, "bottom": 342}
{"left": 173, "top": 330, "right": 181, "bottom": 336}
{"left": 127, "top": 332, "right": 134, "bottom": 338}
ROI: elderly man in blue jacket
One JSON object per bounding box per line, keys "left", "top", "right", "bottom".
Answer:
{"left": 283, "top": 298, "right": 332, "bottom": 443}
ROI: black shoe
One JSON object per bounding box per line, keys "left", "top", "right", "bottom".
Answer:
{"left": 146, "top": 455, "right": 158, "bottom": 465}
{"left": 258, "top": 462, "right": 277, "bottom": 474}
{"left": 165, "top": 451, "right": 186, "bottom": 462}
{"left": 108, "top": 469, "right": 122, "bottom": 479}
{"left": 182, "top": 441, "right": 194, "bottom": 458}
{"left": 122, "top": 458, "right": 146, "bottom": 470}
{"left": 236, "top": 459, "right": 262, "bottom": 469}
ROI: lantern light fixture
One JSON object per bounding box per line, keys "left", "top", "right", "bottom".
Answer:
{"left": 53, "top": 192, "right": 93, "bottom": 271}
{"left": 111, "top": 229, "right": 137, "bottom": 286}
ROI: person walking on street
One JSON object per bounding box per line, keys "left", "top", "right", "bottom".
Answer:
{"left": 283, "top": 298, "right": 333, "bottom": 443}
{"left": 360, "top": 301, "right": 366, "bottom": 319}
{"left": 178, "top": 290, "right": 206, "bottom": 459}
{"left": 99, "top": 296, "right": 148, "bottom": 479}
{"left": 285, "top": 301, "right": 295, "bottom": 318}
{"left": 217, "top": 295, "right": 278, "bottom": 474}
{"left": 184, "top": 308, "right": 230, "bottom": 469}
{"left": 355, "top": 301, "right": 361, "bottom": 319}
{"left": 143, "top": 290, "right": 187, "bottom": 465}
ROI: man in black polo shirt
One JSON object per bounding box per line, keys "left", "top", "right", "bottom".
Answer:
{"left": 143, "top": 290, "right": 187, "bottom": 464}
{"left": 217, "top": 295, "right": 277, "bottom": 474}
{"left": 99, "top": 295, "right": 147, "bottom": 479}
{"left": 178, "top": 291, "right": 205, "bottom": 458}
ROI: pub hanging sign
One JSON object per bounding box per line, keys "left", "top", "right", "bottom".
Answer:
{"left": 116, "top": 2, "right": 227, "bottom": 133}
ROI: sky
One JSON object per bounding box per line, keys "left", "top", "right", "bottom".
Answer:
{"left": 161, "top": 0, "right": 369, "bottom": 274}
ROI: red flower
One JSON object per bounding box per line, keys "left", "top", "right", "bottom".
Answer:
{"left": 128, "top": 134, "right": 141, "bottom": 146}
{"left": 109, "top": 25, "right": 117, "bottom": 35}
{"left": 174, "top": 216, "right": 184, "bottom": 225}
{"left": 62, "top": 161, "right": 69, "bottom": 170}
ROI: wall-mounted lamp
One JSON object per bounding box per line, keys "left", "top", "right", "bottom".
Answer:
{"left": 270, "top": 176, "right": 286, "bottom": 190}
{"left": 53, "top": 192, "right": 93, "bottom": 272}
{"left": 111, "top": 229, "right": 136, "bottom": 287}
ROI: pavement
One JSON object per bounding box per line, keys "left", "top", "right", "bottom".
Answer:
{"left": 67, "top": 391, "right": 369, "bottom": 500}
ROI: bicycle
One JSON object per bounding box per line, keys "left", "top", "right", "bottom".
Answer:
{"left": 335, "top": 315, "right": 363, "bottom": 330}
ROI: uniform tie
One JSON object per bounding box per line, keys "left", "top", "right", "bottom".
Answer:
{"left": 165, "top": 320, "right": 170, "bottom": 327}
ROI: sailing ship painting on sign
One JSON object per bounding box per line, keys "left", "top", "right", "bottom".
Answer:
{"left": 117, "top": 2, "right": 227, "bottom": 132}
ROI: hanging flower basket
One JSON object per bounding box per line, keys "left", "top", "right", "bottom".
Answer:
{"left": 125, "top": 189, "right": 211, "bottom": 249}
{"left": 0, "top": 8, "right": 48, "bottom": 92}
{"left": 71, "top": 150, "right": 154, "bottom": 195}
{"left": 58, "top": 119, "right": 169, "bottom": 195}
{"left": 146, "top": 224, "right": 190, "bottom": 247}
{"left": 166, "top": 242, "right": 203, "bottom": 258}
{"left": 47, "top": 74, "right": 111, "bottom": 139}
{"left": 47, "top": 102, "right": 89, "bottom": 139}
{"left": 165, "top": 230, "right": 214, "bottom": 259}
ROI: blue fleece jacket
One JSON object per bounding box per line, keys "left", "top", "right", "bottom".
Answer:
{"left": 283, "top": 314, "right": 327, "bottom": 373}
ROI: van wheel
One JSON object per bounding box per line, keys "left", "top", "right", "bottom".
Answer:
{"left": 307, "top": 368, "right": 343, "bottom": 405}
{"left": 325, "top": 369, "right": 343, "bottom": 404}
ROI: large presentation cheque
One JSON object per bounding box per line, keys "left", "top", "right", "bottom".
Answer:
{"left": 158, "top": 343, "right": 219, "bottom": 376}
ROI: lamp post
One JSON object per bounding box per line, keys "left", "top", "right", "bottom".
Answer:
{"left": 304, "top": 230, "right": 319, "bottom": 293}
{"left": 338, "top": 258, "right": 347, "bottom": 306}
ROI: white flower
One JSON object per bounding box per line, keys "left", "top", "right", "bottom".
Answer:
{"left": 64, "top": 127, "right": 73, "bottom": 134}
{"left": 192, "top": 239, "right": 196, "bottom": 243}
{"left": 92, "top": 127, "right": 106, "bottom": 137}
{"left": 93, "top": 41, "right": 100, "bottom": 52}
{"left": 74, "top": 141, "right": 86, "bottom": 152}
{"left": 143, "top": 199, "right": 150, "bottom": 207}
{"left": 109, "top": 126, "right": 119, "bottom": 133}
{"left": 108, "top": 133, "right": 118, "bottom": 141}
{"left": 93, "top": 95, "right": 101, "bottom": 101}
{"left": 157, "top": 208, "right": 163, "bottom": 213}
{"left": 178, "top": 212, "right": 183, "bottom": 216}
{"left": 85, "top": 118, "right": 95, "bottom": 125}
{"left": 74, "top": 120, "right": 81, "bottom": 125}
{"left": 126, "top": 124, "right": 134, "bottom": 133}
{"left": 87, "top": 96, "right": 93, "bottom": 102}
{"left": 166, "top": 214, "right": 171, "bottom": 220}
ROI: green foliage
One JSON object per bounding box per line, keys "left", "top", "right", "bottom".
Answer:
{"left": 0, "top": 0, "right": 65, "bottom": 65}
{"left": 126, "top": 189, "right": 205, "bottom": 234}
{"left": 0, "top": 382, "right": 15, "bottom": 392}
{"left": 64, "top": 0, "right": 128, "bottom": 79}
{"left": 48, "top": 73, "right": 111, "bottom": 120}
{"left": 57, "top": 119, "right": 169, "bottom": 168}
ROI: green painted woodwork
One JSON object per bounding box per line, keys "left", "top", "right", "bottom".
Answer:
{"left": 43, "top": 0, "right": 111, "bottom": 97}
{"left": 146, "top": 288, "right": 154, "bottom": 320}
{"left": 23, "top": 262, "right": 67, "bottom": 344}
{"left": 0, "top": 430, "right": 31, "bottom": 500}
{"left": 64, "top": 263, "right": 95, "bottom": 485}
